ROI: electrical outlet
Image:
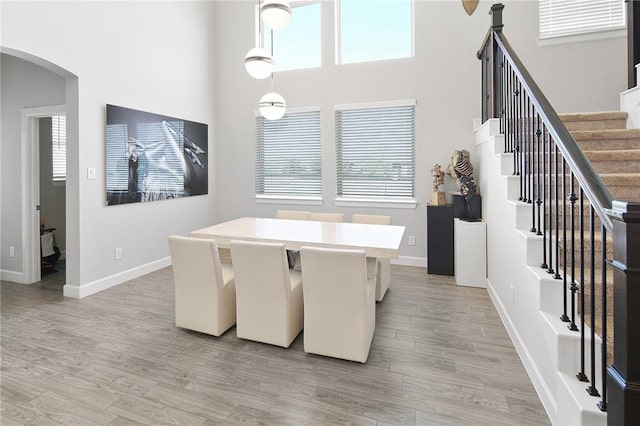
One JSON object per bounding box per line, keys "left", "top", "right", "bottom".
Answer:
{"left": 510, "top": 285, "right": 515, "bottom": 304}
{"left": 9, "top": 246, "right": 15, "bottom": 257}
{"left": 408, "top": 236, "right": 416, "bottom": 246}
{"left": 115, "top": 247, "right": 123, "bottom": 260}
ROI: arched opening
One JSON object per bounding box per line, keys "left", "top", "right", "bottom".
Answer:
{"left": 0, "top": 47, "right": 79, "bottom": 295}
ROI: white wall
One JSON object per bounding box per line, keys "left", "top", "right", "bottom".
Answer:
{"left": 1, "top": 1, "right": 217, "bottom": 296}
{"left": 212, "top": 0, "right": 626, "bottom": 262}
{"left": 1, "top": 54, "right": 66, "bottom": 276}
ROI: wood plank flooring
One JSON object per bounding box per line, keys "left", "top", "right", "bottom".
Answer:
{"left": 1, "top": 265, "right": 550, "bottom": 425}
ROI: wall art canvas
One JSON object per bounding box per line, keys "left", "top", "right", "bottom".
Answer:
{"left": 106, "top": 104, "right": 208, "bottom": 205}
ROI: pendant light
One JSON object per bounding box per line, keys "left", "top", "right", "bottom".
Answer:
{"left": 245, "top": 0, "right": 273, "bottom": 79}
{"left": 245, "top": 47, "right": 273, "bottom": 80}
{"left": 259, "top": 92, "right": 286, "bottom": 120}
{"left": 260, "top": 0, "right": 291, "bottom": 31}
{"left": 259, "top": 29, "right": 286, "bottom": 120}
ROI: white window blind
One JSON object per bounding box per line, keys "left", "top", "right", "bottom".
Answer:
{"left": 51, "top": 115, "right": 66, "bottom": 182}
{"left": 256, "top": 109, "right": 322, "bottom": 196}
{"left": 539, "top": 0, "right": 625, "bottom": 39}
{"left": 336, "top": 102, "right": 415, "bottom": 199}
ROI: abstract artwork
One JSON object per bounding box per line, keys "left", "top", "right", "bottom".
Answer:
{"left": 105, "top": 104, "right": 208, "bottom": 205}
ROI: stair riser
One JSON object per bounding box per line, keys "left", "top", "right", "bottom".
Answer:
{"left": 574, "top": 138, "right": 640, "bottom": 151}
{"left": 563, "top": 119, "right": 627, "bottom": 132}
{"left": 515, "top": 153, "right": 640, "bottom": 174}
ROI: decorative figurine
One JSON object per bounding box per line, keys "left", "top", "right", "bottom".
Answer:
{"left": 448, "top": 149, "right": 481, "bottom": 221}
{"left": 430, "top": 163, "right": 446, "bottom": 205}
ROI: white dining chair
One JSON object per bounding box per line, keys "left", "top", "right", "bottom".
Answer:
{"left": 308, "top": 212, "right": 344, "bottom": 222}
{"left": 168, "top": 235, "right": 236, "bottom": 337}
{"left": 300, "top": 246, "right": 375, "bottom": 363}
{"left": 230, "top": 240, "right": 303, "bottom": 348}
{"left": 276, "top": 210, "right": 310, "bottom": 220}
{"left": 352, "top": 214, "right": 392, "bottom": 302}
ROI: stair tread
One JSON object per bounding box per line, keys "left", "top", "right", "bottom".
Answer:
{"left": 559, "top": 111, "right": 628, "bottom": 122}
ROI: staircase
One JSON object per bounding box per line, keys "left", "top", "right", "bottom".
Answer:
{"left": 477, "top": 110, "right": 640, "bottom": 424}
{"left": 476, "top": 118, "right": 608, "bottom": 426}
{"left": 560, "top": 111, "right": 640, "bottom": 366}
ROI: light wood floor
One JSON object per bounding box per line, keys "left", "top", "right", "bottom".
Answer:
{"left": 1, "top": 265, "right": 550, "bottom": 425}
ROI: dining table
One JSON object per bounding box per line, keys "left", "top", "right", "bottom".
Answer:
{"left": 189, "top": 217, "right": 406, "bottom": 260}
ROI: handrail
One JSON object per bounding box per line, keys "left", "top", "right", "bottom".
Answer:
{"left": 491, "top": 31, "right": 614, "bottom": 233}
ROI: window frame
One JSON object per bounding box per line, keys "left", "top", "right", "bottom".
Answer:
{"left": 334, "top": 99, "right": 417, "bottom": 209}
{"left": 254, "top": 106, "right": 323, "bottom": 205}
{"left": 258, "top": 0, "right": 322, "bottom": 73}
{"left": 335, "top": 0, "right": 415, "bottom": 66}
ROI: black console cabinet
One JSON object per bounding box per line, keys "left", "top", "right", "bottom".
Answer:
{"left": 427, "top": 204, "right": 454, "bottom": 276}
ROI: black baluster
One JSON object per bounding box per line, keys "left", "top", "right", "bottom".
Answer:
{"left": 554, "top": 143, "right": 561, "bottom": 280}
{"left": 577, "top": 189, "right": 588, "bottom": 382}
{"left": 540, "top": 123, "right": 548, "bottom": 270}
{"left": 597, "top": 226, "right": 608, "bottom": 412}
{"left": 568, "top": 174, "right": 578, "bottom": 331}
{"left": 535, "top": 115, "right": 542, "bottom": 236}
{"left": 527, "top": 97, "right": 533, "bottom": 204}
{"left": 561, "top": 159, "right": 569, "bottom": 322}
{"left": 587, "top": 205, "right": 600, "bottom": 397}
{"left": 547, "top": 134, "right": 555, "bottom": 276}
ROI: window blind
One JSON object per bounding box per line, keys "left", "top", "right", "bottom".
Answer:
{"left": 256, "top": 109, "right": 322, "bottom": 196}
{"left": 539, "top": 0, "right": 625, "bottom": 39}
{"left": 51, "top": 114, "right": 66, "bottom": 182}
{"left": 336, "top": 102, "right": 415, "bottom": 199}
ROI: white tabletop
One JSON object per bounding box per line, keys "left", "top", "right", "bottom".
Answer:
{"left": 189, "top": 217, "right": 406, "bottom": 259}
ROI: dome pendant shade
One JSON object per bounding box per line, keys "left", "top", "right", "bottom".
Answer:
{"left": 260, "top": 0, "right": 292, "bottom": 30}
{"left": 244, "top": 47, "right": 273, "bottom": 79}
{"left": 259, "top": 92, "right": 287, "bottom": 120}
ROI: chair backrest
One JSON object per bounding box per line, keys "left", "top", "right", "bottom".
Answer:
{"left": 230, "top": 240, "right": 291, "bottom": 329}
{"left": 301, "top": 246, "right": 368, "bottom": 318}
{"left": 230, "top": 239, "right": 291, "bottom": 300}
{"left": 308, "top": 212, "right": 344, "bottom": 223}
{"left": 276, "top": 210, "right": 310, "bottom": 220}
{"left": 169, "top": 235, "right": 226, "bottom": 292}
{"left": 352, "top": 214, "right": 392, "bottom": 225}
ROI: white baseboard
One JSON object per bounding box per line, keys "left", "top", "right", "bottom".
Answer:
{"left": 393, "top": 256, "right": 426, "bottom": 268}
{"left": 0, "top": 269, "right": 26, "bottom": 284}
{"left": 63, "top": 256, "right": 171, "bottom": 299}
{"left": 486, "top": 278, "right": 557, "bottom": 424}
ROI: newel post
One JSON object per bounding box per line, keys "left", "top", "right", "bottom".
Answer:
{"left": 606, "top": 201, "right": 640, "bottom": 426}
{"left": 480, "top": 3, "right": 505, "bottom": 122}
{"left": 491, "top": 3, "right": 504, "bottom": 32}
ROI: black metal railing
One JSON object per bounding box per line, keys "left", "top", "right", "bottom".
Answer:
{"left": 479, "top": 2, "right": 618, "bottom": 417}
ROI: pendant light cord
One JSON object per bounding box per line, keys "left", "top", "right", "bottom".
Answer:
{"left": 270, "top": 29, "right": 275, "bottom": 91}
{"left": 257, "top": 0, "right": 262, "bottom": 48}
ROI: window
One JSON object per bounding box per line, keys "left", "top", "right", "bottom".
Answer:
{"left": 335, "top": 101, "right": 415, "bottom": 202}
{"left": 337, "top": 0, "right": 413, "bottom": 65}
{"left": 539, "top": 0, "right": 625, "bottom": 39}
{"left": 256, "top": 108, "right": 322, "bottom": 199}
{"left": 263, "top": 1, "right": 321, "bottom": 72}
{"left": 51, "top": 114, "right": 66, "bottom": 183}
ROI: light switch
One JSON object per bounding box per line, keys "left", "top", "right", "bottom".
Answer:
{"left": 87, "top": 167, "right": 96, "bottom": 180}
